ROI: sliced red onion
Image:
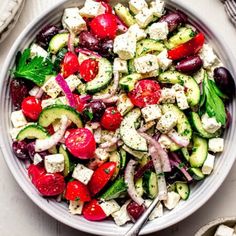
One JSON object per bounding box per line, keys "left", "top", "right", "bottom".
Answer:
{"left": 125, "top": 159, "right": 145, "bottom": 206}
{"left": 116, "top": 16, "right": 128, "bottom": 33}
{"left": 102, "top": 95, "right": 119, "bottom": 104}
{"left": 75, "top": 48, "right": 102, "bottom": 58}
{"left": 100, "top": 137, "right": 118, "bottom": 148}
{"left": 167, "top": 129, "right": 190, "bottom": 147}
{"left": 138, "top": 121, "right": 156, "bottom": 132}
{"left": 68, "top": 32, "right": 75, "bottom": 53}
{"left": 134, "top": 160, "right": 154, "bottom": 181}
{"left": 80, "top": 94, "right": 92, "bottom": 103}
{"left": 35, "top": 115, "right": 68, "bottom": 152}
{"left": 35, "top": 87, "right": 44, "bottom": 99}
{"left": 55, "top": 74, "right": 76, "bottom": 108}
{"left": 117, "top": 140, "right": 124, "bottom": 147}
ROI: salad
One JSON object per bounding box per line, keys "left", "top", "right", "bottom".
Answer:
{"left": 9, "top": 0, "right": 235, "bottom": 226}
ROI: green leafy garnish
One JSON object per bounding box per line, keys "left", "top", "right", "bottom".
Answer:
{"left": 13, "top": 48, "right": 54, "bottom": 86}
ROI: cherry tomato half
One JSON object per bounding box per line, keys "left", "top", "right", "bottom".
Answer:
{"left": 65, "top": 180, "right": 91, "bottom": 202}
{"left": 74, "top": 94, "right": 88, "bottom": 112}
{"left": 61, "top": 52, "right": 80, "bottom": 78}
{"left": 90, "top": 13, "right": 118, "bottom": 39}
{"left": 65, "top": 128, "right": 96, "bottom": 159}
{"left": 101, "top": 107, "right": 122, "bottom": 131}
{"left": 88, "top": 161, "right": 116, "bottom": 196}
{"left": 28, "top": 164, "right": 46, "bottom": 186}
{"left": 79, "top": 58, "right": 99, "bottom": 82}
{"left": 22, "top": 96, "right": 42, "bottom": 121}
{"left": 128, "top": 80, "right": 161, "bottom": 108}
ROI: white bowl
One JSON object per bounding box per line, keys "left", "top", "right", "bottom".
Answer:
{"left": 0, "top": 1, "right": 236, "bottom": 235}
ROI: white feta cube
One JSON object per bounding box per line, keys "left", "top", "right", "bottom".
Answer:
{"left": 99, "top": 200, "right": 120, "bottom": 216}
{"left": 208, "top": 138, "right": 224, "bottom": 153}
{"left": 11, "top": 110, "right": 27, "bottom": 128}
{"left": 147, "top": 22, "right": 169, "bottom": 40}
{"left": 30, "top": 43, "right": 48, "bottom": 59}
{"left": 29, "top": 86, "right": 40, "bottom": 96}
{"left": 164, "top": 191, "right": 181, "bottom": 210}
{"left": 65, "top": 75, "right": 82, "bottom": 92}
{"left": 156, "top": 49, "right": 172, "bottom": 71}
{"left": 159, "top": 88, "right": 176, "bottom": 103}
{"left": 112, "top": 201, "right": 131, "bottom": 226}
{"left": 42, "top": 76, "right": 61, "bottom": 98}
{"left": 135, "top": 8, "right": 154, "bottom": 29}
{"left": 202, "top": 153, "right": 215, "bottom": 175}
{"left": 201, "top": 113, "right": 221, "bottom": 134}
{"left": 157, "top": 111, "right": 178, "bottom": 133}
{"left": 79, "top": 0, "right": 106, "bottom": 18}
{"left": 129, "top": 0, "right": 148, "bottom": 14}
{"left": 69, "top": 200, "right": 84, "bottom": 215}
{"left": 158, "top": 134, "right": 173, "bottom": 150}
{"left": 134, "top": 54, "right": 159, "bottom": 74}
{"left": 172, "top": 84, "right": 184, "bottom": 92}
{"left": 141, "top": 104, "right": 162, "bottom": 122}
{"left": 113, "top": 31, "right": 136, "bottom": 60}
{"left": 44, "top": 154, "right": 65, "bottom": 173}
{"left": 113, "top": 58, "right": 128, "bottom": 74}
{"left": 72, "top": 163, "right": 94, "bottom": 185}
{"left": 94, "top": 148, "right": 109, "bottom": 161}
{"left": 175, "top": 90, "right": 189, "bottom": 110}
{"left": 41, "top": 96, "right": 67, "bottom": 109}
{"left": 144, "top": 200, "right": 164, "bottom": 220}
{"left": 117, "top": 94, "right": 134, "bottom": 116}
{"left": 199, "top": 44, "right": 219, "bottom": 69}
{"left": 33, "top": 153, "right": 43, "bottom": 165}
{"left": 128, "top": 24, "right": 147, "bottom": 41}
{"left": 214, "top": 224, "right": 234, "bottom": 236}
{"left": 62, "top": 8, "right": 87, "bottom": 34}
{"left": 150, "top": 0, "right": 165, "bottom": 17}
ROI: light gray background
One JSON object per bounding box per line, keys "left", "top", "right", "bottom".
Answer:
{"left": 0, "top": 0, "right": 236, "bottom": 235}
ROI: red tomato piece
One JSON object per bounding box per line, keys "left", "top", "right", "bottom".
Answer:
{"left": 65, "top": 128, "right": 96, "bottom": 159}
{"left": 22, "top": 96, "right": 42, "bottom": 121}
{"left": 88, "top": 162, "right": 116, "bottom": 196}
{"left": 101, "top": 107, "right": 122, "bottom": 131}
{"left": 128, "top": 80, "right": 161, "bottom": 108}
{"left": 74, "top": 94, "right": 88, "bottom": 112}
{"left": 61, "top": 52, "right": 80, "bottom": 78}
{"left": 79, "top": 59, "right": 99, "bottom": 82}
{"left": 168, "top": 33, "right": 205, "bottom": 60}
{"left": 82, "top": 199, "right": 107, "bottom": 221}
{"left": 90, "top": 13, "right": 118, "bottom": 39}
{"left": 35, "top": 173, "right": 66, "bottom": 196}
{"left": 65, "top": 180, "right": 91, "bottom": 202}
{"left": 28, "top": 164, "right": 46, "bottom": 186}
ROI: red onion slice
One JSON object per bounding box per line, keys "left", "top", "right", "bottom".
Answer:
{"left": 35, "top": 87, "right": 44, "bottom": 99}
{"left": 167, "top": 129, "right": 190, "bottom": 147}
{"left": 75, "top": 48, "right": 102, "bottom": 58}
{"left": 100, "top": 137, "right": 118, "bottom": 148}
{"left": 68, "top": 32, "right": 75, "bottom": 53}
{"left": 125, "top": 159, "right": 145, "bottom": 206}
{"left": 134, "top": 160, "right": 154, "bottom": 181}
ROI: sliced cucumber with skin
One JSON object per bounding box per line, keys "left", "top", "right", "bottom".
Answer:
{"left": 189, "top": 167, "right": 205, "bottom": 180}
{"left": 49, "top": 33, "right": 69, "bottom": 54}
{"left": 119, "top": 148, "right": 127, "bottom": 170}
{"left": 109, "top": 151, "right": 121, "bottom": 180}
{"left": 16, "top": 124, "right": 49, "bottom": 141}
{"left": 143, "top": 171, "right": 158, "bottom": 199}
{"left": 128, "top": 59, "right": 136, "bottom": 74}
{"left": 54, "top": 48, "right": 67, "bottom": 71}
{"left": 158, "top": 71, "right": 200, "bottom": 106}
{"left": 135, "top": 178, "right": 144, "bottom": 197}
{"left": 175, "top": 181, "right": 190, "bottom": 200}
{"left": 38, "top": 104, "right": 83, "bottom": 127}
{"left": 119, "top": 73, "right": 142, "bottom": 92}
{"left": 181, "top": 147, "right": 190, "bottom": 162}
{"left": 59, "top": 144, "right": 73, "bottom": 177}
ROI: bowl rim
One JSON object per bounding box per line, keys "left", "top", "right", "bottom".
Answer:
{"left": 0, "top": 0, "right": 236, "bottom": 235}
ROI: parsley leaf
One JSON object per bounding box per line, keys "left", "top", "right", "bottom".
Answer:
{"left": 13, "top": 48, "right": 54, "bottom": 86}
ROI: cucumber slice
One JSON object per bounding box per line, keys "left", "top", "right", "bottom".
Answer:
{"left": 189, "top": 112, "right": 222, "bottom": 138}
{"left": 135, "top": 178, "right": 144, "bottom": 197}
{"left": 59, "top": 144, "right": 72, "bottom": 177}
{"left": 143, "top": 171, "right": 158, "bottom": 199}
{"left": 158, "top": 71, "right": 200, "bottom": 106}
{"left": 16, "top": 124, "right": 49, "bottom": 141}
{"left": 119, "top": 73, "right": 142, "bottom": 92}
{"left": 109, "top": 151, "right": 121, "bottom": 180}
{"left": 119, "top": 148, "right": 127, "bottom": 170}
{"left": 54, "top": 48, "right": 67, "bottom": 71}
{"left": 175, "top": 181, "right": 190, "bottom": 200}
{"left": 86, "top": 58, "right": 113, "bottom": 94}
{"left": 181, "top": 147, "right": 190, "bottom": 162}
{"left": 128, "top": 59, "right": 136, "bottom": 74}
{"left": 49, "top": 33, "right": 69, "bottom": 54}
{"left": 38, "top": 104, "right": 83, "bottom": 127}
{"left": 100, "top": 178, "right": 127, "bottom": 201}
{"left": 189, "top": 167, "right": 205, "bottom": 180}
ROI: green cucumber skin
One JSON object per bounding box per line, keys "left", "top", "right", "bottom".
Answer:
{"left": 143, "top": 171, "right": 158, "bottom": 199}
{"left": 190, "top": 168, "right": 205, "bottom": 180}
{"left": 59, "top": 145, "right": 71, "bottom": 177}
{"left": 175, "top": 181, "right": 190, "bottom": 200}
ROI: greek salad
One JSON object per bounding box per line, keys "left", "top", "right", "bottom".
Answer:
{"left": 9, "top": 0, "right": 235, "bottom": 226}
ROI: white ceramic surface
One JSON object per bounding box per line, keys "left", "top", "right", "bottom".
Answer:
{"left": 0, "top": 1, "right": 236, "bottom": 236}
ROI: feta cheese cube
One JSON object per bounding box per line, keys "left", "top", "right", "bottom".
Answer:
{"left": 147, "top": 22, "right": 169, "bottom": 40}
{"left": 208, "top": 138, "right": 224, "bottom": 153}
{"left": 33, "top": 153, "right": 43, "bottom": 165}
{"left": 11, "top": 110, "right": 27, "bottom": 128}
{"left": 135, "top": 8, "right": 154, "bottom": 29}
{"left": 159, "top": 88, "right": 176, "bottom": 103}
{"left": 150, "top": 0, "right": 165, "bottom": 17}
{"left": 144, "top": 200, "right": 164, "bottom": 220}
{"left": 94, "top": 148, "right": 109, "bottom": 161}
{"left": 175, "top": 90, "right": 189, "bottom": 110}
{"left": 199, "top": 44, "right": 219, "bottom": 69}
{"left": 65, "top": 75, "right": 82, "bottom": 92}
{"left": 69, "top": 200, "right": 84, "bottom": 215}
{"left": 62, "top": 8, "right": 87, "bottom": 34}
{"left": 113, "top": 31, "right": 136, "bottom": 60}
{"left": 99, "top": 200, "right": 120, "bottom": 216}
{"left": 156, "top": 111, "right": 178, "bottom": 133}
{"left": 214, "top": 224, "right": 234, "bottom": 236}
{"left": 117, "top": 94, "right": 134, "bottom": 116}
{"left": 156, "top": 49, "right": 172, "bottom": 71}
{"left": 42, "top": 76, "right": 61, "bottom": 98}
{"left": 30, "top": 43, "right": 48, "bottom": 59}
{"left": 129, "top": 0, "right": 148, "bottom": 14}
{"left": 202, "top": 153, "right": 215, "bottom": 175}
{"left": 128, "top": 24, "right": 147, "bottom": 41}
{"left": 29, "top": 86, "right": 40, "bottom": 96}
{"left": 158, "top": 134, "right": 173, "bottom": 149}
{"left": 141, "top": 104, "right": 162, "bottom": 122}
{"left": 111, "top": 201, "right": 131, "bottom": 226}
{"left": 41, "top": 96, "right": 67, "bottom": 108}
{"left": 164, "top": 191, "right": 181, "bottom": 210}
{"left": 44, "top": 154, "right": 65, "bottom": 173}
{"left": 134, "top": 54, "right": 159, "bottom": 74}
{"left": 201, "top": 113, "right": 221, "bottom": 134}
{"left": 79, "top": 0, "right": 106, "bottom": 18}
{"left": 113, "top": 58, "right": 128, "bottom": 74}
{"left": 72, "top": 163, "right": 94, "bottom": 185}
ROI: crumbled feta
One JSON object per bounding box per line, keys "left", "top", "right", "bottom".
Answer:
{"left": 113, "top": 58, "right": 128, "bottom": 74}
{"left": 201, "top": 113, "right": 221, "bottom": 134}
{"left": 147, "top": 22, "right": 169, "bottom": 40}
{"left": 156, "top": 111, "right": 178, "bottom": 133}
{"left": 135, "top": 8, "right": 154, "bottom": 29}
{"left": 175, "top": 90, "right": 189, "bottom": 110}
{"left": 117, "top": 94, "right": 134, "bottom": 116}
{"left": 11, "top": 110, "right": 28, "bottom": 128}
{"left": 72, "top": 163, "right": 94, "bottom": 185}
{"left": 128, "top": 24, "right": 147, "bottom": 41}
{"left": 164, "top": 191, "right": 181, "bottom": 210}
{"left": 69, "top": 200, "right": 84, "bottom": 215}
{"left": 199, "top": 44, "right": 219, "bottom": 69}
{"left": 144, "top": 200, "right": 164, "bottom": 220}
{"left": 202, "top": 153, "right": 215, "bottom": 175}
{"left": 99, "top": 200, "right": 120, "bottom": 216}
{"left": 141, "top": 104, "right": 162, "bottom": 122}
{"left": 79, "top": 0, "right": 106, "bottom": 18}
{"left": 29, "top": 86, "right": 40, "bottom": 96}
{"left": 158, "top": 134, "right": 173, "bottom": 149}
{"left": 94, "top": 127, "right": 102, "bottom": 143}
{"left": 111, "top": 201, "right": 131, "bottom": 226}
{"left": 41, "top": 76, "right": 61, "bottom": 98}
{"left": 30, "top": 43, "right": 48, "bottom": 59}
{"left": 159, "top": 88, "right": 176, "bottom": 104}
{"left": 172, "top": 84, "right": 184, "bottom": 92}
{"left": 129, "top": 0, "right": 148, "bottom": 14}
{"left": 214, "top": 224, "right": 234, "bottom": 236}
{"left": 62, "top": 8, "right": 87, "bottom": 34}
{"left": 65, "top": 74, "right": 82, "bottom": 92}
{"left": 134, "top": 54, "right": 159, "bottom": 73}
{"left": 150, "top": 0, "right": 165, "bottom": 17}
{"left": 208, "top": 138, "right": 224, "bottom": 153}
{"left": 94, "top": 148, "right": 109, "bottom": 161}
{"left": 44, "top": 154, "right": 65, "bottom": 173}
{"left": 33, "top": 153, "right": 43, "bottom": 165}
{"left": 156, "top": 49, "right": 172, "bottom": 71}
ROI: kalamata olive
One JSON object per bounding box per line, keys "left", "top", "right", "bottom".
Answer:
{"left": 159, "top": 11, "right": 187, "bottom": 32}
{"left": 27, "top": 142, "right": 48, "bottom": 161}
{"left": 12, "top": 141, "right": 29, "bottom": 160}
{"left": 83, "top": 101, "right": 106, "bottom": 122}
{"left": 36, "top": 25, "right": 60, "bottom": 48}
{"left": 127, "top": 201, "right": 145, "bottom": 222}
{"left": 175, "top": 55, "right": 203, "bottom": 74}
{"left": 79, "top": 31, "right": 100, "bottom": 51}
{"left": 99, "top": 40, "right": 115, "bottom": 59}
{"left": 213, "top": 67, "right": 235, "bottom": 97}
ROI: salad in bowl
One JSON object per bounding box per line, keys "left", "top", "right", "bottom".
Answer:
{"left": 9, "top": 0, "right": 235, "bottom": 227}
